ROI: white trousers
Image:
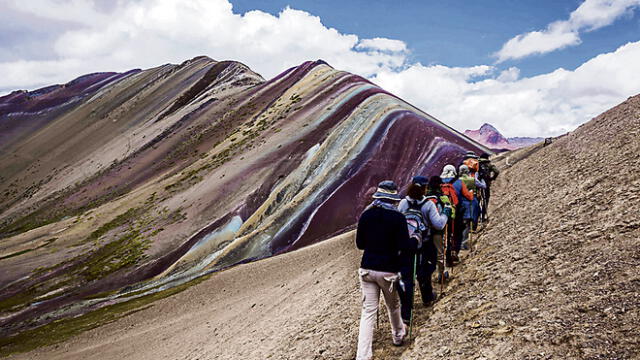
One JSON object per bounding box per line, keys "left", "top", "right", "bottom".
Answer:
{"left": 356, "top": 268, "right": 405, "bottom": 360}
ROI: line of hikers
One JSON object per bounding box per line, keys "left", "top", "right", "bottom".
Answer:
{"left": 355, "top": 151, "right": 500, "bottom": 360}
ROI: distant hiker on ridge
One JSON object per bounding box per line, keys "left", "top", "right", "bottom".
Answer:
{"left": 355, "top": 180, "right": 411, "bottom": 359}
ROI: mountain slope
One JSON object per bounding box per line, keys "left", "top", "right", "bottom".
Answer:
{"left": 404, "top": 94, "right": 640, "bottom": 359}
{"left": 8, "top": 94, "right": 640, "bottom": 360}
{"left": 0, "top": 57, "right": 488, "bottom": 342}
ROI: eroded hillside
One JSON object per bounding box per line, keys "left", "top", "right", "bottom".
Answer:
{"left": 0, "top": 57, "right": 488, "bottom": 346}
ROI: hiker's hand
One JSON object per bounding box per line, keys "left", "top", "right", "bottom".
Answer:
{"left": 442, "top": 206, "right": 452, "bottom": 218}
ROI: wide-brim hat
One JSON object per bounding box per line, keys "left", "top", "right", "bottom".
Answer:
{"left": 372, "top": 180, "right": 402, "bottom": 201}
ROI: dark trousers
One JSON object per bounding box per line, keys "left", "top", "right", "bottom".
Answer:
{"left": 397, "top": 239, "right": 437, "bottom": 323}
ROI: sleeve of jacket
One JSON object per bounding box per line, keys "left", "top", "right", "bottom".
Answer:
{"left": 396, "top": 212, "right": 413, "bottom": 252}
{"left": 460, "top": 181, "right": 474, "bottom": 200}
{"left": 397, "top": 199, "right": 408, "bottom": 213}
{"left": 475, "top": 173, "right": 487, "bottom": 189}
{"left": 422, "top": 201, "right": 448, "bottom": 230}
{"left": 490, "top": 164, "right": 500, "bottom": 180}
{"left": 355, "top": 212, "right": 367, "bottom": 250}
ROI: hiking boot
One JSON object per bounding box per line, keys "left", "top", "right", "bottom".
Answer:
{"left": 451, "top": 252, "right": 460, "bottom": 263}
{"left": 422, "top": 291, "right": 437, "bottom": 306}
{"left": 435, "top": 270, "right": 449, "bottom": 283}
{"left": 393, "top": 323, "right": 407, "bottom": 346}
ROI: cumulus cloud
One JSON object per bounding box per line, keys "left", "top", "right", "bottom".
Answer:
{"left": 373, "top": 41, "right": 640, "bottom": 137}
{"left": 1, "top": 0, "right": 639, "bottom": 138}
{"left": 495, "top": 0, "right": 640, "bottom": 63}
{"left": 0, "top": 0, "right": 408, "bottom": 92}
{"left": 356, "top": 38, "right": 408, "bottom": 53}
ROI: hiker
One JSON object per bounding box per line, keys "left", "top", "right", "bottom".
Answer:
{"left": 458, "top": 165, "right": 477, "bottom": 250}
{"left": 425, "top": 176, "right": 449, "bottom": 282}
{"left": 355, "top": 180, "right": 411, "bottom": 359}
{"left": 397, "top": 176, "right": 450, "bottom": 316}
{"left": 478, "top": 153, "right": 500, "bottom": 222}
{"left": 439, "top": 167, "right": 459, "bottom": 268}
{"left": 462, "top": 152, "right": 486, "bottom": 230}
{"left": 442, "top": 164, "right": 473, "bottom": 262}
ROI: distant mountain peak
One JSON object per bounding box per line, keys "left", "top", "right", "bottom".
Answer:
{"left": 464, "top": 122, "right": 543, "bottom": 151}
{"left": 479, "top": 123, "right": 498, "bottom": 133}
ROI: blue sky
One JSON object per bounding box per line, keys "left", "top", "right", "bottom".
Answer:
{"left": 1, "top": 0, "right": 640, "bottom": 137}
{"left": 231, "top": 0, "right": 640, "bottom": 77}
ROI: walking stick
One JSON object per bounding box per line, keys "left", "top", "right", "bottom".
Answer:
{"left": 441, "top": 226, "right": 448, "bottom": 294}
{"left": 408, "top": 252, "right": 417, "bottom": 341}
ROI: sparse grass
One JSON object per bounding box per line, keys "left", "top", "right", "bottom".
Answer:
{"left": 0, "top": 273, "right": 211, "bottom": 358}
{"left": 80, "top": 230, "right": 149, "bottom": 281}
{"left": 83, "top": 207, "right": 143, "bottom": 245}
{"left": 0, "top": 238, "right": 57, "bottom": 261}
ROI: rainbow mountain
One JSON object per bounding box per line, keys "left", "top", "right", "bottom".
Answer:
{"left": 0, "top": 56, "right": 488, "bottom": 338}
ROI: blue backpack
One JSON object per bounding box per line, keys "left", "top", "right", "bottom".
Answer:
{"left": 403, "top": 199, "right": 427, "bottom": 248}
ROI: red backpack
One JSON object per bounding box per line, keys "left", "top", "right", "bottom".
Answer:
{"left": 440, "top": 183, "right": 459, "bottom": 206}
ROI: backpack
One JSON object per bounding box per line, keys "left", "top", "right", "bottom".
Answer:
{"left": 460, "top": 174, "right": 476, "bottom": 193}
{"left": 440, "top": 183, "right": 459, "bottom": 206}
{"left": 478, "top": 160, "right": 491, "bottom": 182}
{"left": 403, "top": 199, "right": 427, "bottom": 248}
{"left": 438, "top": 194, "right": 455, "bottom": 219}
{"left": 426, "top": 194, "right": 454, "bottom": 218}
{"left": 463, "top": 158, "right": 479, "bottom": 173}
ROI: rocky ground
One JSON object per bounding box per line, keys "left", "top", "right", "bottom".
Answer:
{"left": 7, "top": 96, "right": 640, "bottom": 359}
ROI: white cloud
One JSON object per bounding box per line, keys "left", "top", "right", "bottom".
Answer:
{"left": 0, "top": 0, "right": 408, "bottom": 92}
{"left": 1, "top": 0, "right": 639, "bottom": 139}
{"left": 356, "top": 38, "right": 408, "bottom": 53}
{"left": 372, "top": 41, "right": 640, "bottom": 137}
{"left": 495, "top": 0, "right": 640, "bottom": 62}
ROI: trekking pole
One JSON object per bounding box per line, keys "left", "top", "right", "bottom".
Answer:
{"left": 408, "top": 252, "right": 417, "bottom": 341}
{"left": 450, "top": 221, "right": 455, "bottom": 275}
{"left": 441, "top": 227, "right": 447, "bottom": 294}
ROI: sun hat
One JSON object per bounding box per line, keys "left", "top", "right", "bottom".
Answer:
{"left": 440, "top": 164, "right": 456, "bottom": 179}
{"left": 372, "top": 180, "right": 402, "bottom": 201}
{"left": 411, "top": 176, "right": 428, "bottom": 186}
{"left": 464, "top": 151, "right": 478, "bottom": 159}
